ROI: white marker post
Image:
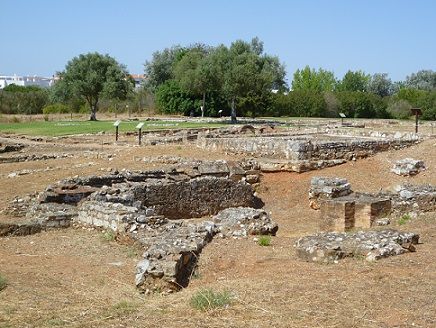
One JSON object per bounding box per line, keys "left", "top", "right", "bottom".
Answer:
{"left": 113, "top": 120, "right": 121, "bottom": 141}
{"left": 136, "top": 122, "right": 145, "bottom": 145}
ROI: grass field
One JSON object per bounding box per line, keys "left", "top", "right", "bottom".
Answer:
{"left": 0, "top": 120, "right": 227, "bottom": 136}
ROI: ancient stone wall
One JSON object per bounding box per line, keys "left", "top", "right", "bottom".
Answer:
{"left": 197, "top": 134, "right": 418, "bottom": 163}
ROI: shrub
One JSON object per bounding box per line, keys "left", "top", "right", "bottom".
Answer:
{"left": 42, "top": 103, "right": 70, "bottom": 114}
{"left": 190, "top": 289, "right": 232, "bottom": 311}
{"left": 257, "top": 235, "right": 272, "bottom": 246}
{"left": 387, "top": 99, "right": 412, "bottom": 119}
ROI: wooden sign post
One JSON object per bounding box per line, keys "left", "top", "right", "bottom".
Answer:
{"left": 410, "top": 108, "right": 422, "bottom": 133}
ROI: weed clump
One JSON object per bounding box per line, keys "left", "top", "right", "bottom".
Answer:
{"left": 258, "top": 235, "right": 272, "bottom": 246}
{"left": 0, "top": 273, "right": 7, "bottom": 291}
{"left": 101, "top": 229, "right": 116, "bottom": 242}
{"left": 190, "top": 289, "right": 232, "bottom": 311}
{"left": 398, "top": 213, "right": 412, "bottom": 225}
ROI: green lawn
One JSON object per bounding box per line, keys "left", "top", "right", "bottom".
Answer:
{"left": 0, "top": 120, "right": 227, "bottom": 136}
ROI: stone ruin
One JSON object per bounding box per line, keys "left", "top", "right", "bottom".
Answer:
{"left": 295, "top": 230, "right": 420, "bottom": 263}
{"left": 3, "top": 160, "right": 278, "bottom": 292}
{"left": 308, "top": 177, "right": 436, "bottom": 232}
{"left": 197, "top": 130, "right": 420, "bottom": 173}
{"left": 391, "top": 158, "right": 426, "bottom": 176}
{"left": 294, "top": 177, "right": 436, "bottom": 263}
{"left": 0, "top": 143, "right": 25, "bottom": 153}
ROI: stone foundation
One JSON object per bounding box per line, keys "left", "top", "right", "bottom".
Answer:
{"left": 197, "top": 133, "right": 418, "bottom": 164}
{"left": 15, "top": 160, "right": 276, "bottom": 292}
{"left": 295, "top": 230, "right": 419, "bottom": 263}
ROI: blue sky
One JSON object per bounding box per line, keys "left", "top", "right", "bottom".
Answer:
{"left": 1, "top": 0, "right": 435, "bottom": 82}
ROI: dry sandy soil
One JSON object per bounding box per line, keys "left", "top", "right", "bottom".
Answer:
{"left": 0, "top": 128, "right": 435, "bottom": 328}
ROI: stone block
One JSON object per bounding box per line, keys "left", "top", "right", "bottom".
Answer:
{"left": 320, "top": 199, "right": 355, "bottom": 232}
{"left": 354, "top": 197, "right": 391, "bottom": 229}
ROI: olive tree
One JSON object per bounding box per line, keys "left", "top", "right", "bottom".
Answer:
{"left": 57, "top": 52, "right": 131, "bottom": 120}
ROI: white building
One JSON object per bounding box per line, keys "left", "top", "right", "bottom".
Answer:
{"left": 0, "top": 74, "right": 55, "bottom": 89}
{"left": 130, "top": 74, "right": 146, "bottom": 90}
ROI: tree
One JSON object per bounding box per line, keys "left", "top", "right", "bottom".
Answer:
{"left": 58, "top": 52, "right": 131, "bottom": 120}
{"left": 387, "top": 99, "right": 412, "bottom": 119}
{"left": 368, "top": 73, "right": 393, "bottom": 97}
{"left": 338, "top": 70, "right": 370, "bottom": 92}
{"left": 173, "top": 46, "right": 215, "bottom": 117}
{"left": 144, "top": 46, "right": 187, "bottom": 91}
{"left": 0, "top": 85, "right": 49, "bottom": 115}
{"left": 405, "top": 70, "right": 436, "bottom": 91}
{"left": 155, "top": 80, "right": 199, "bottom": 115}
{"left": 291, "top": 66, "right": 337, "bottom": 92}
{"left": 214, "top": 38, "right": 286, "bottom": 122}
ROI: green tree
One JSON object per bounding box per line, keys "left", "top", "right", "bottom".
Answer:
{"left": 406, "top": 70, "right": 436, "bottom": 91}
{"left": 336, "top": 92, "right": 388, "bottom": 118}
{"left": 173, "top": 46, "right": 216, "bottom": 117}
{"left": 368, "top": 73, "right": 393, "bottom": 97}
{"left": 338, "top": 70, "right": 370, "bottom": 92}
{"left": 291, "top": 66, "right": 337, "bottom": 92}
{"left": 214, "top": 38, "right": 286, "bottom": 122}
{"left": 144, "top": 46, "right": 187, "bottom": 91}
{"left": 57, "top": 52, "right": 131, "bottom": 120}
{"left": 155, "top": 80, "right": 199, "bottom": 115}
{"left": 0, "top": 85, "right": 49, "bottom": 115}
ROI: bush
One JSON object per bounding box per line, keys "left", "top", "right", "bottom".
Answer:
{"left": 271, "top": 91, "right": 327, "bottom": 117}
{"left": 42, "top": 103, "right": 71, "bottom": 114}
{"left": 190, "top": 289, "right": 232, "bottom": 311}
{"left": 387, "top": 99, "right": 412, "bottom": 119}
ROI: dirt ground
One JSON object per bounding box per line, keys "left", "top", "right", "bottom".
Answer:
{"left": 0, "top": 129, "right": 435, "bottom": 328}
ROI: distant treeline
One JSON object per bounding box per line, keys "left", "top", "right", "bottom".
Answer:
{"left": 1, "top": 38, "right": 435, "bottom": 120}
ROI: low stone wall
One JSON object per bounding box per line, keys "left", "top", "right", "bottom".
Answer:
{"left": 197, "top": 133, "right": 418, "bottom": 171}
{"left": 78, "top": 176, "right": 261, "bottom": 229}
{"left": 381, "top": 184, "right": 436, "bottom": 213}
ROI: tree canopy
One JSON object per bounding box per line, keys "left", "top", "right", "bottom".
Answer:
{"left": 152, "top": 38, "right": 286, "bottom": 121}
{"left": 291, "top": 66, "right": 336, "bottom": 92}
{"left": 56, "top": 52, "right": 132, "bottom": 120}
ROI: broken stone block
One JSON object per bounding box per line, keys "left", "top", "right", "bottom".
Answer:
{"left": 391, "top": 158, "right": 425, "bottom": 176}
{"left": 309, "top": 177, "right": 352, "bottom": 210}
{"left": 294, "top": 230, "right": 420, "bottom": 263}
